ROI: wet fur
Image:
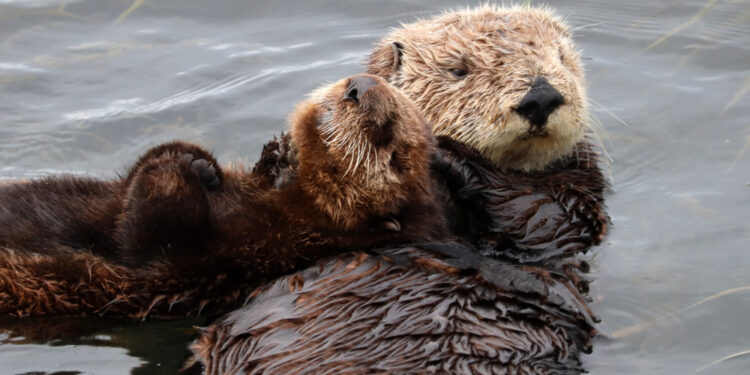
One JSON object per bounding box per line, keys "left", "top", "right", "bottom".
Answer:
{"left": 246, "top": 132, "right": 608, "bottom": 265}
{"left": 0, "top": 75, "right": 446, "bottom": 318}
{"left": 189, "top": 6, "right": 610, "bottom": 374}
{"left": 184, "top": 128, "right": 609, "bottom": 375}
{"left": 192, "top": 243, "right": 597, "bottom": 375}
{"left": 368, "top": 5, "right": 590, "bottom": 172}
{"left": 434, "top": 136, "right": 608, "bottom": 265}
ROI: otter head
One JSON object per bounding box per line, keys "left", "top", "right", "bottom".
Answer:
{"left": 368, "top": 5, "right": 588, "bottom": 172}
{"left": 289, "top": 74, "right": 435, "bottom": 229}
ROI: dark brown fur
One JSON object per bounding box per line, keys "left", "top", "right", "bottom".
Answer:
{"left": 433, "top": 136, "right": 608, "bottom": 265}
{"left": 188, "top": 6, "right": 611, "bottom": 373}
{"left": 247, "top": 132, "right": 608, "bottom": 266}
{"left": 191, "top": 243, "right": 597, "bottom": 375}
{"left": 186, "top": 123, "right": 608, "bottom": 375}
{"left": 0, "top": 75, "right": 446, "bottom": 319}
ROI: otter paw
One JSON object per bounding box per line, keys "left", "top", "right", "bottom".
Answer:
{"left": 180, "top": 153, "right": 221, "bottom": 190}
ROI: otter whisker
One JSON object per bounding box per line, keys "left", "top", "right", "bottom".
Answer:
{"left": 343, "top": 135, "right": 359, "bottom": 177}
{"left": 344, "top": 155, "right": 355, "bottom": 177}
{"left": 364, "top": 142, "right": 372, "bottom": 173}
{"left": 353, "top": 137, "right": 366, "bottom": 175}
{"left": 567, "top": 22, "right": 603, "bottom": 34}
{"left": 589, "top": 97, "right": 629, "bottom": 127}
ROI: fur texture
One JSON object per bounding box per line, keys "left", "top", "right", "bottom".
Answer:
{"left": 191, "top": 243, "right": 597, "bottom": 375}
{"left": 185, "top": 123, "right": 609, "bottom": 375}
{"left": 188, "top": 6, "right": 609, "bottom": 374}
{"left": 368, "top": 5, "right": 589, "bottom": 172}
{"left": 0, "top": 74, "right": 446, "bottom": 318}
{"left": 433, "top": 136, "right": 608, "bottom": 264}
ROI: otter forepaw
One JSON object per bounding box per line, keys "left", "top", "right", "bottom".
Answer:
{"left": 180, "top": 153, "right": 221, "bottom": 190}
{"left": 127, "top": 142, "right": 223, "bottom": 190}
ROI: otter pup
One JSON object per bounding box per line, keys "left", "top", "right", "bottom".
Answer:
{"left": 189, "top": 6, "right": 608, "bottom": 375}
{"left": 0, "top": 74, "right": 445, "bottom": 318}
{"left": 246, "top": 5, "right": 609, "bottom": 262}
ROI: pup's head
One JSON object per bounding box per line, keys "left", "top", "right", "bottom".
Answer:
{"left": 368, "top": 5, "right": 588, "bottom": 172}
{"left": 290, "top": 74, "right": 435, "bottom": 228}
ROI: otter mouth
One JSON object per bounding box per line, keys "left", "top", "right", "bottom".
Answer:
{"left": 523, "top": 127, "right": 550, "bottom": 139}
{"left": 365, "top": 116, "right": 396, "bottom": 148}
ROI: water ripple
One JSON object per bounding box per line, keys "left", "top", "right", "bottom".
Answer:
{"left": 0, "top": 62, "right": 45, "bottom": 73}
{"left": 62, "top": 73, "right": 271, "bottom": 122}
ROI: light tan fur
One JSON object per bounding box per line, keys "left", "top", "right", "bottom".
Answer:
{"left": 368, "top": 5, "right": 589, "bottom": 172}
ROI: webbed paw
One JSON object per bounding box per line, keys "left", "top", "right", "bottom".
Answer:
{"left": 180, "top": 153, "right": 221, "bottom": 190}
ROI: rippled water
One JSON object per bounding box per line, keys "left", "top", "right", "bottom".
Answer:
{"left": 1, "top": 0, "right": 748, "bottom": 374}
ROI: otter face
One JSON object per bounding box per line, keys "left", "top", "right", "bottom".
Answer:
{"left": 368, "top": 6, "right": 588, "bottom": 172}
{"left": 290, "top": 74, "right": 434, "bottom": 228}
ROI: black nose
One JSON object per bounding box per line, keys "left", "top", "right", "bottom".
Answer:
{"left": 344, "top": 76, "right": 378, "bottom": 103}
{"left": 514, "top": 77, "right": 564, "bottom": 129}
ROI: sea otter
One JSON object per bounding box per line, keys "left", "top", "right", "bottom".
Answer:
{"left": 366, "top": 4, "right": 608, "bottom": 259}
{"left": 368, "top": 5, "right": 590, "bottom": 173}
{"left": 0, "top": 74, "right": 446, "bottom": 318}
{"left": 189, "top": 5, "right": 608, "bottom": 374}
{"left": 191, "top": 243, "right": 597, "bottom": 375}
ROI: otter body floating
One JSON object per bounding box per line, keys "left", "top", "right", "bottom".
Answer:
{"left": 0, "top": 74, "right": 445, "bottom": 319}
{"left": 191, "top": 243, "right": 597, "bottom": 375}
{"left": 190, "top": 6, "right": 609, "bottom": 374}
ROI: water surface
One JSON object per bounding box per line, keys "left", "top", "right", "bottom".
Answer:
{"left": 1, "top": 0, "right": 749, "bottom": 374}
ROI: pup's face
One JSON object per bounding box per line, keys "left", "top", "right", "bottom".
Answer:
{"left": 369, "top": 6, "right": 588, "bottom": 172}
{"left": 310, "top": 74, "right": 432, "bottom": 181}
{"left": 290, "top": 74, "right": 434, "bottom": 227}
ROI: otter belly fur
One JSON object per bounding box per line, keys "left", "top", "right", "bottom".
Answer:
{"left": 191, "top": 244, "right": 597, "bottom": 375}
{"left": 0, "top": 74, "right": 446, "bottom": 318}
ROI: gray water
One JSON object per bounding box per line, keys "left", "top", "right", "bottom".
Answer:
{"left": 0, "top": 0, "right": 748, "bottom": 374}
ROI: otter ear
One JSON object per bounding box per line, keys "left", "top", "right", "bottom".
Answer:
{"left": 367, "top": 41, "right": 404, "bottom": 82}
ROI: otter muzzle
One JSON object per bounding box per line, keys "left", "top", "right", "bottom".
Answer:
{"left": 344, "top": 76, "right": 378, "bottom": 104}
{"left": 514, "top": 77, "right": 564, "bottom": 133}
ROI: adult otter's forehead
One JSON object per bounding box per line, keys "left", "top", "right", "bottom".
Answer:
{"left": 389, "top": 6, "right": 578, "bottom": 69}
{"left": 398, "top": 6, "right": 570, "bottom": 43}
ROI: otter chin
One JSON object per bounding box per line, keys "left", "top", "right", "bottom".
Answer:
{"left": 368, "top": 5, "right": 589, "bottom": 172}
{"left": 0, "top": 74, "right": 446, "bottom": 318}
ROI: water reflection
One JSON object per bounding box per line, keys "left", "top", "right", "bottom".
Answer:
{"left": 1, "top": 0, "right": 749, "bottom": 374}
{"left": 0, "top": 317, "right": 204, "bottom": 375}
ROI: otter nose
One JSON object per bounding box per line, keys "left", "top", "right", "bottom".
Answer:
{"left": 515, "top": 77, "right": 564, "bottom": 129}
{"left": 344, "top": 76, "right": 378, "bottom": 103}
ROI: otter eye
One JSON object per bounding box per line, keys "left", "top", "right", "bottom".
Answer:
{"left": 558, "top": 47, "right": 565, "bottom": 62}
{"left": 448, "top": 68, "right": 468, "bottom": 79}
